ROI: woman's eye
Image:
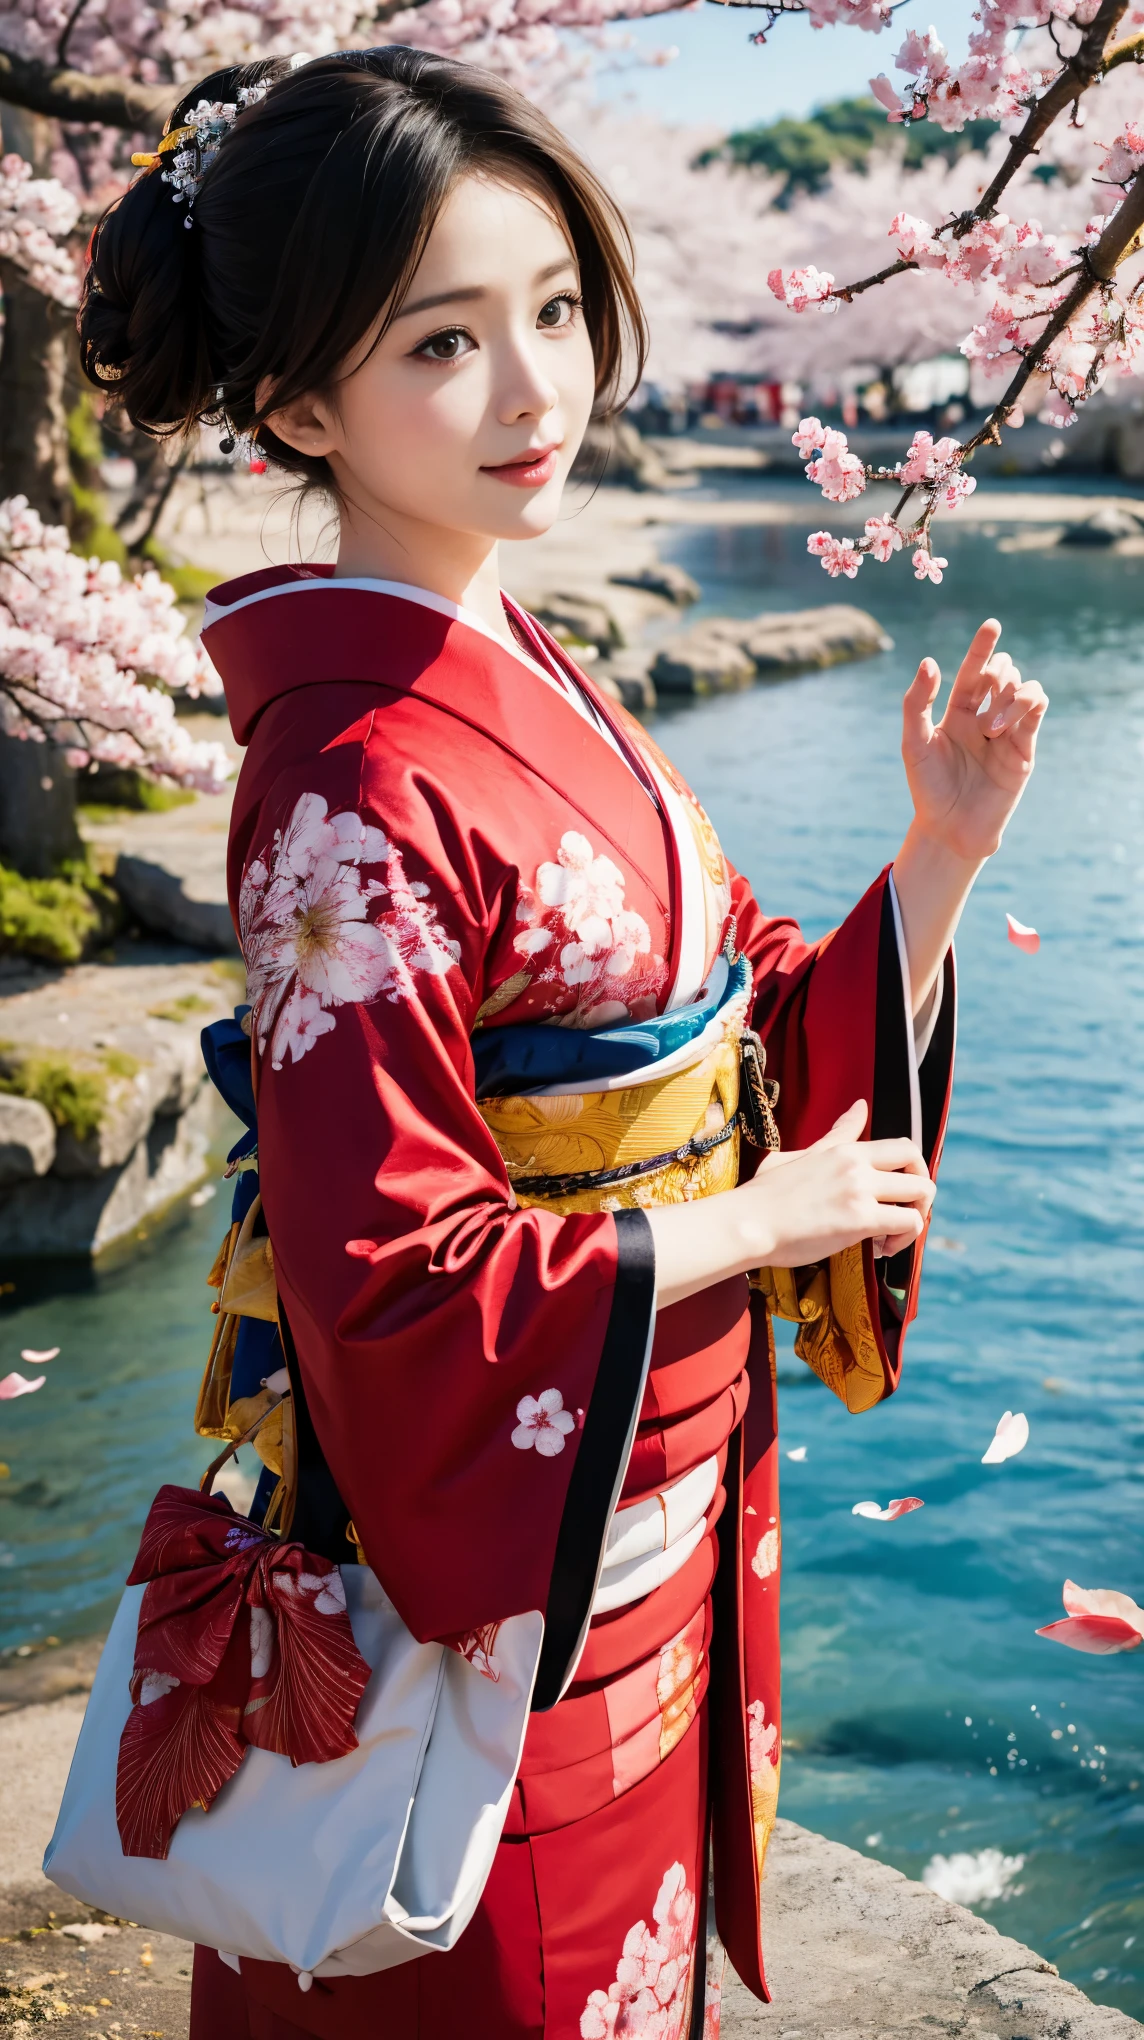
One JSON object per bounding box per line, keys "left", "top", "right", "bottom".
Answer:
{"left": 537, "top": 294, "right": 578, "bottom": 330}
{"left": 415, "top": 328, "right": 475, "bottom": 362}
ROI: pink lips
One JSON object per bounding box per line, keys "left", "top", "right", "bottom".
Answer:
{"left": 482, "top": 444, "right": 560, "bottom": 489}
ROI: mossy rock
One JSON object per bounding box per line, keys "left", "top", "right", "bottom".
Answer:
{"left": 0, "top": 860, "right": 120, "bottom": 966}
{"left": 0, "top": 1044, "right": 142, "bottom": 1143}
{"left": 78, "top": 766, "right": 195, "bottom": 814}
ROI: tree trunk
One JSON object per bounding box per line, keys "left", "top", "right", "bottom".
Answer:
{"left": 0, "top": 255, "right": 72, "bottom": 523}
{"left": 0, "top": 731, "right": 82, "bottom": 875}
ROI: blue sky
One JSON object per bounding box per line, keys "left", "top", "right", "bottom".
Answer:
{"left": 594, "top": 0, "right": 979, "bottom": 128}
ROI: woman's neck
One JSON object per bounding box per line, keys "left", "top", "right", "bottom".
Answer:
{"left": 333, "top": 496, "right": 511, "bottom": 646}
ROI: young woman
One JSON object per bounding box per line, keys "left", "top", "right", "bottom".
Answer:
{"left": 80, "top": 48, "right": 1046, "bottom": 2040}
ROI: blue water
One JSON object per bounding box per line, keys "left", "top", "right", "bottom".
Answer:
{"left": 1, "top": 485, "right": 1142, "bottom": 2011}
{"left": 652, "top": 492, "right": 1144, "bottom": 2014}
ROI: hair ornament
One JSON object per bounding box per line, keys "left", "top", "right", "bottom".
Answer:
{"left": 131, "top": 86, "right": 268, "bottom": 226}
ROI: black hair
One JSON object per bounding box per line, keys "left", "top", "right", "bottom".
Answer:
{"left": 78, "top": 48, "right": 647, "bottom": 488}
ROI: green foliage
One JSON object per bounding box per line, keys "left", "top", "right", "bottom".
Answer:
{"left": 142, "top": 538, "right": 217, "bottom": 605}
{"left": 0, "top": 1053, "right": 108, "bottom": 1142}
{"left": 148, "top": 993, "right": 211, "bottom": 1023}
{"left": 696, "top": 96, "right": 999, "bottom": 204}
{"left": 0, "top": 860, "right": 119, "bottom": 966}
{"left": 78, "top": 767, "right": 195, "bottom": 815}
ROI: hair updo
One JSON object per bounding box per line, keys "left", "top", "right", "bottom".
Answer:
{"left": 78, "top": 47, "right": 647, "bottom": 487}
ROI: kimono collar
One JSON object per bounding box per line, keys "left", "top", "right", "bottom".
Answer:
{"left": 202, "top": 565, "right": 586, "bottom": 747}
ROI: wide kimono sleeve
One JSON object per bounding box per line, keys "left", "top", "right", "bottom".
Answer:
{"left": 731, "top": 859, "right": 955, "bottom": 1409}
{"left": 244, "top": 754, "right": 656, "bottom": 1710}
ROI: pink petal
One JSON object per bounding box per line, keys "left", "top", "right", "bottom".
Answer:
{"left": 1062, "top": 1579, "right": 1144, "bottom": 1635}
{"left": 853, "top": 1496, "right": 924, "bottom": 1521}
{"left": 1036, "top": 1615, "right": 1142, "bottom": 1655}
{"left": 982, "top": 1410, "right": 1029, "bottom": 1464}
{"left": 0, "top": 1371, "right": 46, "bottom": 1399}
{"left": 886, "top": 1496, "right": 924, "bottom": 1519}
{"left": 1006, "top": 914, "right": 1040, "bottom": 954}
{"left": 20, "top": 1347, "right": 59, "bottom": 1363}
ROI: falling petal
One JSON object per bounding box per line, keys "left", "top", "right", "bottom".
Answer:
{"left": 20, "top": 1347, "right": 59, "bottom": 1364}
{"left": 1037, "top": 1615, "right": 1142, "bottom": 1655}
{"left": 852, "top": 1496, "right": 924, "bottom": 1521}
{"left": 189, "top": 1184, "right": 217, "bottom": 1209}
{"left": 982, "top": 1411, "right": 1029, "bottom": 1464}
{"left": 1062, "top": 1579, "right": 1144, "bottom": 1635}
{"left": 0, "top": 1372, "right": 46, "bottom": 1399}
{"left": 786, "top": 1446, "right": 808, "bottom": 1462}
{"left": 1006, "top": 914, "right": 1040, "bottom": 954}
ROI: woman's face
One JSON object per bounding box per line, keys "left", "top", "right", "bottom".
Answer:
{"left": 273, "top": 172, "right": 599, "bottom": 547}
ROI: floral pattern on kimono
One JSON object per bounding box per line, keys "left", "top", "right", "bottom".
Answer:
{"left": 239, "top": 790, "right": 462, "bottom": 1070}
{"left": 580, "top": 1862, "right": 697, "bottom": 2039}
{"left": 510, "top": 829, "right": 668, "bottom": 1028}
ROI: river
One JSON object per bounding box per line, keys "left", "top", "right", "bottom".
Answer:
{"left": 1, "top": 484, "right": 1142, "bottom": 2014}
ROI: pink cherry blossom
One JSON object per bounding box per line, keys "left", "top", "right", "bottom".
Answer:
{"left": 512, "top": 1388, "right": 576, "bottom": 1457}
{"left": 791, "top": 416, "right": 828, "bottom": 456}
{"left": 852, "top": 1496, "right": 924, "bottom": 1520}
{"left": 807, "top": 532, "right": 863, "bottom": 578}
{"left": 912, "top": 549, "right": 948, "bottom": 584}
{"left": 869, "top": 73, "right": 907, "bottom": 119}
{"left": 580, "top": 1861, "right": 696, "bottom": 2038}
{"left": 806, "top": 428, "right": 867, "bottom": 502}
{"left": 981, "top": 1410, "right": 1029, "bottom": 1463}
{"left": 766, "top": 265, "right": 838, "bottom": 314}
{"left": 1006, "top": 913, "right": 1041, "bottom": 954}
{"left": 863, "top": 515, "right": 903, "bottom": 562}
{"left": 0, "top": 154, "right": 78, "bottom": 304}
{"left": 0, "top": 1371, "right": 46, "bottom": 1398}
{"left": 0, "top": 496, "right": 230, "bottom": 788}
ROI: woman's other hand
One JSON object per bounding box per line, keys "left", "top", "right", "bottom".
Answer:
{"left": 647, "top": 1101, "right": 934, "bottom": 1310}
{"left": 902, "top": 617, "right": 1048, "bottom": 863}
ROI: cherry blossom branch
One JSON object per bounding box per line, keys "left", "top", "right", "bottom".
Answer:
{"left": 0, "top": 49, "right": 173, "bottom": 132}
{"left": 971, "top": 0, "right": 1127, "bottom": 226}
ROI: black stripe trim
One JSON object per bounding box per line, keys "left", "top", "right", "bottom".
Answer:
{"left": 871, "top": 881, "right": 911, "bottom": 1144}
{"left": 532, "top": 1207, "right": 656, "bottom": 1711}
{"left": 920, "top": 949, "right": 955, "bottom": 1166}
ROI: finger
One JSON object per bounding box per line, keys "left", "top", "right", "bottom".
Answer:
{"left": 984, "top": 681, "right": 1047, "bottom": 748}
{"left": 866, "top": 1137, "right": 930, "bottom": 1175}
{"left": 901, "top": 658, "right": 941, "bottom": 766}
{"left": 878, "top": 1217, "right": 926, "bottom": 1256}
{"left": 809, "top": 1100, "right": 869, "bottom": 1150}
{"left": 999, "top": 686, "right": 1048, "bottom": 764}
{"left": 869, "top": 1172, "right": 936, "bottom": 1207}
{"left": 944, "top": 618, "right": 1003, "bottom": 718}
{"left": 982, "top": 672, "right": 1020, "bottom": 736}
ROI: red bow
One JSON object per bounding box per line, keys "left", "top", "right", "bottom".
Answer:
{"left": 116, "top": 1485, "right": 371, "bottom": 1860}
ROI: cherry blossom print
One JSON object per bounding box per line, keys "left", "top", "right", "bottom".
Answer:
{"left": 747, "top": 1699, "right": 779, "bottom": 1780}
{"left": 750, "top": 1528, "right": 779, "bottom": 1580}
{"left": 580, "top": 1861, "right": 697, "bottom": 2039}
{"left": 747, "top": 1699, "right": 780, "bottom": 1877}
{"left": 982, "top": 1411, "right": 1029, "bottom": 1464}
{"left": 511, "top": 830, "right": 667, "bottom": 1026}
{"left": 20, "top": 1347, "right": 58, "bottom": 1362}
{"left": 240, "top": 792, "right": 462, "bottom": 1070}
{"left": 1006, "top": 914, "right": 1041, "bottom": 954}
{"left": 0, "top": 1371, "right": 45, "bottom": 1398}
{"left": 656, "top": 1613, "right": 704, "bottom": 1758}
{"left": 852, "top": 1496, "right": 925, "bottom": 1521}
{"left": 1037, "top": 1580, "right": 1144, "bottom": 1654}
{"left": 138, "top": 1671, "right": 181, "bottom": 1707}
{"left": 511, "top": 1388, "right": 577, "bottom": 1457}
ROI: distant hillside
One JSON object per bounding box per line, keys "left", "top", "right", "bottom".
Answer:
{"left": 695, "top": 96, "right": 999, "bottom": 206}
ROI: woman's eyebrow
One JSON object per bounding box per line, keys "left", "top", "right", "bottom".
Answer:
{"left": 397, "top": 258, "right": 579, "bottom": 322}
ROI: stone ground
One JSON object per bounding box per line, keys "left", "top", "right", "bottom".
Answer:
{"left": 1, "top": 1656, "right": 1139, "bottom": 2040}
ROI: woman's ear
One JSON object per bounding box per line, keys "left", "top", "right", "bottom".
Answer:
{"left": 256, "top": 377, "right": 340, "bottom": 459}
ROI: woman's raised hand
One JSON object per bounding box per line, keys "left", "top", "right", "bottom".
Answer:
{"left": 901, "top": 618, "right": 1048, "bottom": 863}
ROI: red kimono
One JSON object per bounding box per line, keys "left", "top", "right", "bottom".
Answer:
{"left": 191, "top": 569, "right": 954, "bottom": 2040}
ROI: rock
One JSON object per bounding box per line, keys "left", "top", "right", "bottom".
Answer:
{"left": 0, "top": 955, "right": 238, "bottom": 1255}
{"left": 740, "top": 605, "right": 892, "bottom": 673}
{"left": 722, "top": 1819, "right": 1143, "bottom": 2038}
{"left": 595, "top": 649, "right": 658, "bottom": 713}
{"left": 651, "top": 625, "right": 757, "bottom": 696}
{"left": 572, "top": 418, "right": 673, "bottom": 492}
{"left": 1060, "top": 504, "right": 1144, "bottom": 545}
{"left": 114, "top": 849, "right": 239, "bottom": 954}
{"left": 527, "top": 591, "right": 625, "bottom": 654}
{"left": 0, "top": 1094, "right": 55, "bottom": 1182}
{"left": 609, "top": 563, "right": 699, "bottom": 607}
{"left": 652, "top": 606, "right": 890, "bottom": 695}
